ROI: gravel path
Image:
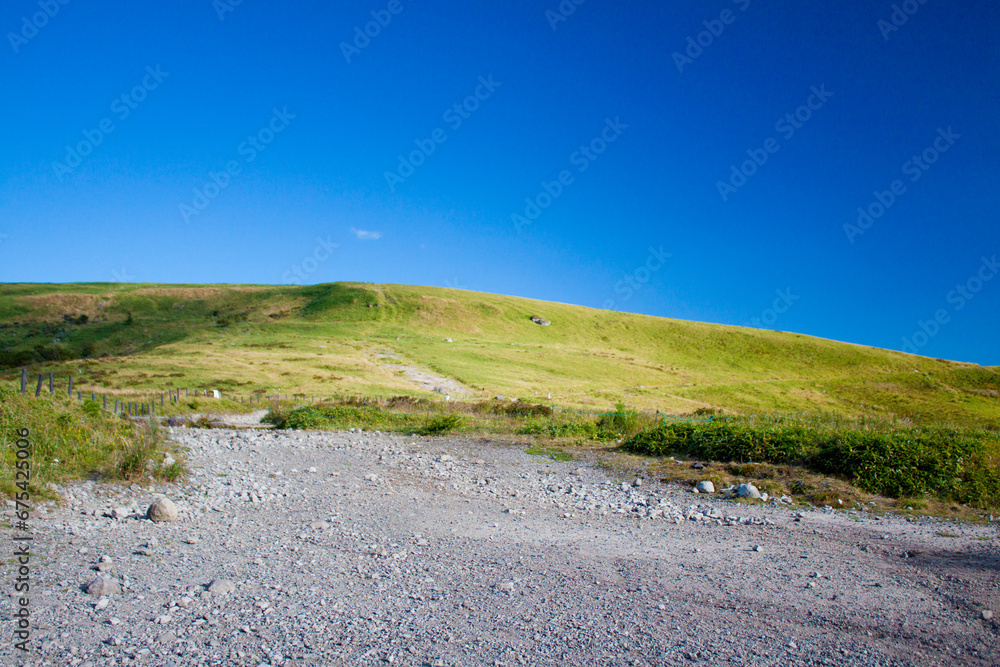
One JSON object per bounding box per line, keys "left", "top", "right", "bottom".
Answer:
{"left": 5, "top": 427, "right": 999, "bottom": 666}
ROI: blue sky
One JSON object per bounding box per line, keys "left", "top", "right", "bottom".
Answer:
{"left": 1, "top": 0, "right": 998, "bottom": 365}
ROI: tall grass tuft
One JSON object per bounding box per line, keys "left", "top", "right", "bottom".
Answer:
{"left": 0, "top": 386, "right": 181, "bottom": 498}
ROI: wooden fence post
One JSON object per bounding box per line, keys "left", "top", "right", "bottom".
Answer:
{"left": 103, "top": 395, "right": 107, "bottom": 410}
{"left": 114, "top": 398, "right": 119, "bottom": 413}
{"left": 49, "top": 373, "right": 54, "bottom": 394}
{"left": 35, "top": 374, "right": 43, "bottom": 398}
{"left": 68, "top": 375, "right": 73, "bottom": 396}
{"left": 160, "top": 393, "right": 164, "bottom": 407}
{"left": 20, "top": 368, "right": 27, "bottom": 394}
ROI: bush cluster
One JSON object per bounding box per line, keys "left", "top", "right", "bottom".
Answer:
{"left": 623, "top": 417, "right": 1000, "bottom": 507}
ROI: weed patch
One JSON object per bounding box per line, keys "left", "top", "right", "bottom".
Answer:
{"left": 0, "top": 386, "right": 181, "bottom": 497}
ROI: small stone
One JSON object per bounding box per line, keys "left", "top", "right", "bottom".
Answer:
{"left": 737, "top": 483, "right": 761, "bottom": 499}
{"left": 108, "top": 618, "right": 121, "bottom": 626}
{"left": 162, "top": 456, "right": 176, "bottom": 468}
{"left": 112, "top": 507, "right": 132, "bottom": 520}
{"left": 147, "top": 497, "right": 178, "bottom": 522}
{"left": 207, "top": 579, "right": 235, "bottom": 596}
{"left": 497, "top": 581, "right": 515, "bottom": 593}
{"left": 86, "top": 577, "right": 121, "bottom": 597}
{"left": 752, "top": 545, "right": 761, "bottom": 552}
{"left": 787, "top": 641, "right": 797, "bottom": 650}
{"left": 157, "top": 631, "right": 176, "bottom": 644}
{"left": 691, "top": 462, "right": 704, "bottom": 470}
{"left": 155, "top": 614, "right": 173, "bottom": 625}
{"left": 94, "top": 596, "right": 110, "bottom": 610}
{"left": 695, "top": 481, "right": 715, "bottom": 494}
{"left": 632, "top": 478, "right": 643, "bottom": 487}
{"left": 982, "top": 610, "right": 994, "bottom": 620}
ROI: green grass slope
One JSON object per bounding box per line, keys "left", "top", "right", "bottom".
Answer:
{"left": 1, "top": 282, "right": 998, "bottom": 429}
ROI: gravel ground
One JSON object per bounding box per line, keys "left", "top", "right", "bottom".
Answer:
{"left": 5, "top": 427, "right": 999, "bottom": 666}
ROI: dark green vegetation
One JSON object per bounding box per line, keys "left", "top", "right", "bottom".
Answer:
{"left": 623, "top": 415, "right": 1000, "bottom": 508}
{"left": 0, "top": 386, "right": 180, "bottom": 499}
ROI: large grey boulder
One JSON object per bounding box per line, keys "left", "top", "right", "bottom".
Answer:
{"left": 737, "top": 483, "right": 761, "bottom": 499}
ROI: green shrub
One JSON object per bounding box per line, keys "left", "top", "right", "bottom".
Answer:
{"left": 419, "top": 414, "right": 464, "bottom": 435}
{"left": 263, "top": 404, "right": 421, "bottom": 431}
{"left": 623, "top": 416, "right": 1000, "bottom": 507}
{"left": 596, "top": 401, "right": 646, "bottom": 439}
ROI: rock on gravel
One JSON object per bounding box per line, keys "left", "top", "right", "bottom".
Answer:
{"left": 696, "top": 480, "right": 715, "bottom": 494}
{"left": 737, "top": 482, "right": 761, "bottom": 499}
{"left": 85, "top": 576, "right": 121, "bottom": 596}
{"left": 206, "top": 579, "right": 235, "bottom": 595}
{"left": 146, "top": 496, "right": 178, "bottom": 522}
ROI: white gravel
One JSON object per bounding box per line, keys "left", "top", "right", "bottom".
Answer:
{"left": 6, "top": 427, "right": 999, "bottom": 666}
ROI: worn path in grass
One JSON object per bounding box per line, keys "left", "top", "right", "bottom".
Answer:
{"left": 6, "top": 428, "right": 998, "bottom": 666}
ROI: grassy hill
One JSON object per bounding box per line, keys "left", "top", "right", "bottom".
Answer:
{"left": 1, "top": 281, "right": 999, "bottom": 429}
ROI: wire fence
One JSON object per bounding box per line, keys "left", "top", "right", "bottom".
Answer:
{"left": 5, "top": 366, "right": 714, "bottom": 424}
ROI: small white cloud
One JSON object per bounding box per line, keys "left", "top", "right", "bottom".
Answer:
{"left": 350, "top": 227, "right": 382, "bottom": 240}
